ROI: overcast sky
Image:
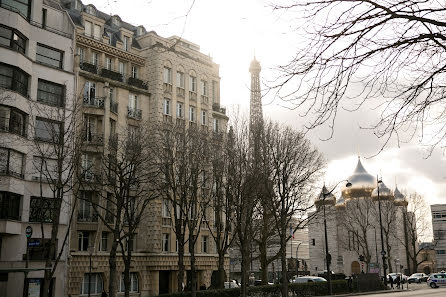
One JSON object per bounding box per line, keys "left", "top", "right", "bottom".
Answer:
{"left": 85, "top": 0, "right": 446, "bottom": 214}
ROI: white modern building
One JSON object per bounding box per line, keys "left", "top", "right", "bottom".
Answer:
{"left": 431, "top": 204, "right": 446, "bottom": 271}
{"left": 0, "top": 0, "right": 76, "bottom": 296}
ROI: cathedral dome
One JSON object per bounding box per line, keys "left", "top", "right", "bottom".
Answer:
{"left": 315, "top": 185, "right": 336, "bottom": 207}
{"left": 335, "top": 194, "right": 346, "bottom": 209}
{"left": 342, "top": 158, "right": 376, "bottom": 199}
{"left": 371, "top": 181, "right": 394, "bottom": 201}
{"left": 393, "top": 186, "right": 408, "bottom": 206}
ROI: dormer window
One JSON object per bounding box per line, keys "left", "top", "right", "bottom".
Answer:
{"left": 86, "top": 5, "right": 96, "bottom": 16}
{"left": 123, "top": 36, "right": 130, "bottom": 51}
{"left": 137, "top": 26, "right": 145, "bottom": 36}
{"left": 73, "top": 0, "right": 82, "bottom": 11}
{"left": 112, "top": 16, "right": 121, "bottom": 27}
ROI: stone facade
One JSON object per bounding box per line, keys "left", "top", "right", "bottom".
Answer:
{"left": 431, "top": 204, "right": 446, "bottom": 271}
{"left": 0, "top": 0, "right": 76, "bottom": 296}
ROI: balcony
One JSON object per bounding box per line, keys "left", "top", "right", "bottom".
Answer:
{"left": 110, "top": 100, "right": 118, "bottom": 114}
{"left": 201, "top": 95, "right": 209, "bottom": 104}
{"left": 101, "top": 68, "right": 123, "bottom": 82}
{"left": 83, "top": 96, "right": 105, "bottom": 108}
{"left": 127, "top": 107, "right": 142, "bottom": 120}
{"left": 177, "top": 87, "right": 185, "bottom": 97}
{"left": 176, "top": 118, "right": 185, "bottom": 126}
{"left": 83, "top": 133, "right": 104, "bottom": 146}
{"left": 189, "top": 91, "right": 197, "bottom": 101}
{"left": 127, "top": 77, "right": 148, "bottom": 90}
{"left": 80, "top": 62, "right": 98, "bottom": 74}
{"left": 77, "top": 211, "right": 98, "bottom": 222}
{"left": 212, "top": 103, "right": 226, "bottom": 115}
{"left": 80, "top": 171, "right": 102, "bottom": 184}
{"left": 163, "top": 114, "right": 172, "bottom": 123}
{"left": 163, "top": 83, "right": 172, "bottom": 93}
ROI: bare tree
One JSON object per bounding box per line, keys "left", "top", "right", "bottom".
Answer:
{"left": 79, "top": 123, "right": 158, "bottom": 297}
{"left": 262, "top": 121, "right": 324, "bottom": 297}
{"left": 273, "top": 0, "right": 446, "bottom": 155}
{"left": 28, "top": 96, "right": 82, "bottom": 297}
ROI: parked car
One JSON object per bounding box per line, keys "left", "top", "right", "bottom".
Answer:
{"left": 253, "top": 280, "right": 274, "bottom": 286}
{"left": 427, "top": 273, "right": 446, "bottom": 288}
{"left": 224, "top": 280, "right": 239, "bottom": 289}
{"left": 292, "top": 276, "right": 327, "bottom": 283}
{"left": 408, "top": 273, "right": 428, "bottom": 283}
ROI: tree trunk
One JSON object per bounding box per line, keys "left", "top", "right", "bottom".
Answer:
{"left": 217, "top": 250, "right": 226, "bottom": 289}
{"left": 240, "top": 242, "right": 249, "bottom": 297}
{"left": 259, "top": 235, "right": 268, "bottom": 284}
{"left": 403, "top": 210, "right": 411, "bottom": 274}
{"left": 109, "top": 234, "right": 119, "bottom": 297}
{"left": 190, "top": 239, "right": 197, "bottom": 297}
{"left": 177, "top": 232, "right": 185, "bottom": 292}
{"left": 280, "top": 235, "right": 288, "bottom": 297}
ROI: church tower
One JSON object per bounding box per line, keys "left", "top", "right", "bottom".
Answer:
{"left": 249, "top": 57, "right": 263, "bottom": 128}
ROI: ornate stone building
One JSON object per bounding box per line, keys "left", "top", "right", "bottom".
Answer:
{"left": 309, "top": 157, "right": 415, "bottom": 277}
{"left": 60, "top": 1, "right": 229, "bottom": 296}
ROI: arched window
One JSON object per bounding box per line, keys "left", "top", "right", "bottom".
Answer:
{"left": 80, "top": 273, "right": 103, "bottom": 295}
{"left": 119, "top": 272, "right": 139, "bottom": 293}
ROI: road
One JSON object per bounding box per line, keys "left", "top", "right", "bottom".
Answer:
{"left": 358, "top": 283, "right": 446, "bottom": 297}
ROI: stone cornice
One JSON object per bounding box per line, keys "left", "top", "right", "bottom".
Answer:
{"left": 76, "top": 34, "right": 145, "bottom": 66}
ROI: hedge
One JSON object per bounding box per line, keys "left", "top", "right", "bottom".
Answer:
{"left": 158, "top": 278, "right": 386, "bottom": 297}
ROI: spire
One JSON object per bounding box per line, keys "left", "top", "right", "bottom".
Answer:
{"left": 249, "top": 56, "right": 263, "bottom": 129}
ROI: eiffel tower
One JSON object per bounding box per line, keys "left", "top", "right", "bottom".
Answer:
{"left": 249, "top": 56, "right": 263, "bottom": 129}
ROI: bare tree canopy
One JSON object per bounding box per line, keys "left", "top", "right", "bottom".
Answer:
{"left": 273, "top": 0, "right": 446, "bottom": 155}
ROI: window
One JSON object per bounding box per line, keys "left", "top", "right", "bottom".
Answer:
{"left": 312, "top": 239, "right": 315, "bottom": 246}
{"left": 83, "top": 81, "right": 96, "bottom": 101}
{"left": 84, "top": 21, "right": 92, "bottom": 36}
{"left": 78, "top": 192, "right": 97, "bottom": 222}
{"left": 119, "top": 61, "right": 126, "bottom": 76}
{"left": 32, "top": 156, "right": 57, "bottom": 181}
{"left": 163, "top": 99, "right": 170, "bottom": 115}
{"left": 0, "top": 62, "right": 29, "bottom": 97}
{"left": 91, "top": 52, "right": 98, "bottom": 66}
{"left": 100, "top": 232, "right": 108, "bottom": 251}
{"left": 37, "top": 79, "right": 65, "bottom": 107}
{"left": 213, "top": 118, "right": 219, "bottom": 132}
{"left": 201, "top": 80, "right": 208, "bottom": 96}
{"left": 129, "top": 94, "right": 138, "bottom": 109}
{"left": 36, "top": 44, "right": 63, "bottom": 69}
{"left": 93, "top": 24, "right": 101, "bottom": 40}
{"left": 78, "top": 231, "right": 89, "bottom": 251}
{"left": 126, "top": 236, "right": 134, "bottom": 252}
{"left": 0, "top": 191, "right": 21, "bottom": 220}
{"left": 437, "top": 250, "right": 446, "bottom": 255}
{"left": 29, "top": 197, "right": 59, "bottom": 223}
{"left": 162, "top": 233, "right": 170, "bottom": 252}
{"left": 119, "top": 273, "right": 138, "bottom": 293}
{"left": 131, "top": 65, "right": 138, "bottom": 79}
{"left": 28, "top": 238, "right": 56, "bottom": 260}
{"left": 202, "top": 235, "right": 208, "bottom": 253}
{"left": 0, "top": 147, "right": 24, "bottom": 178}
{"left": 42, "top": 8, "right": 47, "bottom": 28}
{"left": 106, "top": 57, "right": 112, "bottom": 70}
{"left": 201, "top": 110, "right": 207, "bottom": 125}
{"left": 124, "top": 36, "right": 130, "bottom": 51}
{"left": 0, "top": 25, "right": 26, "bottom": 54}
{"left": 77, "top": 47, "right": 84, "bottom": 63}
{"left": 189, "top": 106, "right": 195, "bottom": 122}
{"left": 81, "top": 273, "right": 103, "bottom": 295}
{"left": 162, "top": 199, "right": 171, "bottom": 218}
{"left": 189, "top": 75, "right": 197, "bottom": 92}
{"left": 35, "top": 117, "right": 62, "bottom": 143}
{"left": 81, "top": 153, "right": 96, "bottom": 181}
{"left": 0, "top": 105, "right": 27, "bottom": 136}
{"left": 164, "top": 67, "right": 172, "bottom": 84}
{"left": 212, "top": 81, "right": 218, "bottom": 104}
{"left": 176, "top": 71, "right": 185, "bottom": 88}
{"left": 0, "top": 0, "right": 32, "bottom": 20}
{"left": 105, "top": 31, "right": 112, "bottom": 45}
{"left": 177, "top": 102, "right": 184, "bottom": 118}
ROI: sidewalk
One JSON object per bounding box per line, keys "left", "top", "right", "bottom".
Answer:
{"left": 318, "top": 289, "right": 408, "bottom": 297}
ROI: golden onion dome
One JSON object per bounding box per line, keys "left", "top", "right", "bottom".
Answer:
{"left": 394, "top": 186, "right": 408, "bottom": 206}
{"left": 342, "top": 158, "right": 376, "bottom": 199}
{"left": 335, "top": 194, "right": 346, "bottom": 209}
{"left": 315, "top": 185, "right": 336, "bottom": 207}
{"left": 371, "top": 181, "right": 394, "bottom": 201}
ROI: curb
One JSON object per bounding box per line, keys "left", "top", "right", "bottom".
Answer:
{"left": 318, "top": 289, "right": 409, "bottom": 297}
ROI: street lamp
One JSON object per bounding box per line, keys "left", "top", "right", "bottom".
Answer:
{"left": 322, "top": 180, "right": 352, "bottom": 295}
{"left": 296, "top": 242, "right": 302, "bottom": 277}
{"left": 88, "top": 245, "right": 94, "bottom": 297}
{"left": 376, "top": 176, "right": 387, "bottom": 287}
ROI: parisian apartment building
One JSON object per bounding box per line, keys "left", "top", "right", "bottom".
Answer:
{"left": 431, "top": 204, "right": 446, "bottom": 272}
{"left": 0, "top": 0, "right": 229, "bottom": 296}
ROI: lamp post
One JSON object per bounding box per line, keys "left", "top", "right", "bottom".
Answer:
{"left": 296, "top": 242, "right": 302, "bottom": 277}
{"left": 376, "top": 176, "right": 387, "bottom": 287}
{"left": 322, "top": 180, "right": 352, "bottom": 295}
{"left": 88, "top": 245, "right": 94, "bottom": 297}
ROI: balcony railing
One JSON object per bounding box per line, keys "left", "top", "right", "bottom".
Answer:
{"left": 83, "top": 96, "right": 104, "bottom": 108}
{"left": 0, "top": 168, "right": 24, "bottom": 179}
{"left": 80, "top": 171, "right": 102, "bottom": 183}
{"left": 212, "top": 103, "right": 226, "bottom": 115}
{"left": 101, "top": 68, "right": 123, "bottom": 82}
{"left": 176, "top": 118, "right": 185, "bottom": 126}
{"left": 77, "top": 211, "right": 98, "bottom": 222}
{"left": 83, "top": 133, "right": 104, "bottom": 145}
{"left": 201, "top": 95, "right": 209, "bottom": 104}
{"left": 189, "top": 91, "right": 197, "bottom": 101}
{"left": 163, "top": 83, "right": 172, "bottom": 93}
{"left": 127, "top": 107, "right": 142, "bottom": 120}
{"left": 163, "top": 114, "right": 172, "bottom": 123}
{"left": 177, "top": 87, "right": 185, "bottom": 97}
{"left": 80, "top": 62, "right": 98, "bottom": 74}
{"left": 127, "top": 77, "right": 148, "bottom": 90}
{"left": 110, "top": 100, "right": 118, "bottom": 114}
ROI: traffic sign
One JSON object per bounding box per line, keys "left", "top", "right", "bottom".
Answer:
{"left": 25, "top": 226, "right": 33, "bottom": 238}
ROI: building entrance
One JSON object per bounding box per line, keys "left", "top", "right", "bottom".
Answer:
{"left": 351, "top": 261, "right": 360, "bottom": 275}
{"left": 159, "top": 271, "right": 170, "bottom": 295}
